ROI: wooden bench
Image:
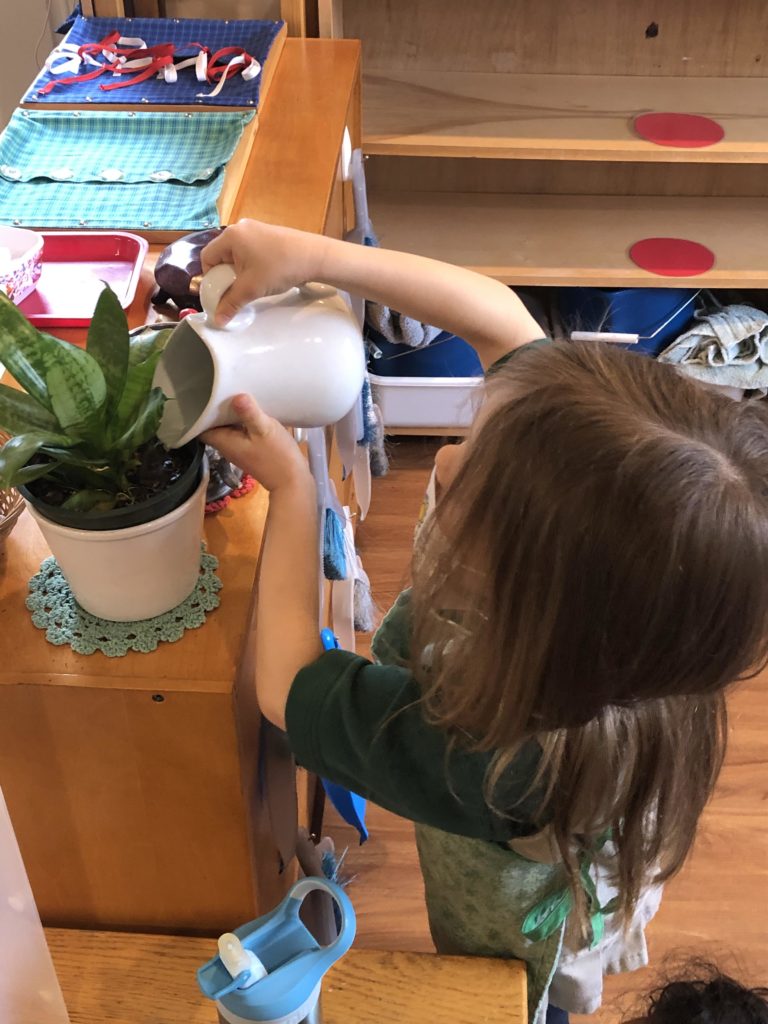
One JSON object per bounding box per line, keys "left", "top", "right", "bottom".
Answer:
{"left": 47, "top": 928, "right": 528, "bottom": 1023}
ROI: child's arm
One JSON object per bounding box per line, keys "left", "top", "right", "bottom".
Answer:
{"left": 202, "top": 395, "right": 319, "bottom": 729}
{"left": 202, "top": 221, "right": 544, "bottom": 370}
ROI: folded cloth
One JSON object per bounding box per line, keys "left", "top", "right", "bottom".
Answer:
{"left": 658, "top": 303, "right": 768, "bottom": 395}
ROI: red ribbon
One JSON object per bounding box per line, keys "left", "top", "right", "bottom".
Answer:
{"left": 206, "top": 47, "right": 254, "bottom": 82}
{"left": 100, "top": 55, "right": 175, "bottom": 91}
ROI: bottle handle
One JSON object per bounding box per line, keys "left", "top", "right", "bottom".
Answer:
{"left": 287, "top": 877, "right": 356, "bottom": 967}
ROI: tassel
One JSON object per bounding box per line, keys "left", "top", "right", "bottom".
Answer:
{"left": 323, "top": 507, "right": 347, "bottom": 581}
{"left": 359, "top": 377, "right": 377, "bottom": 446}
{"left": 369, "top": 402, "right": 389, "bottom": 477}
{"left": 353, "top": 556, "right": 377, "bottom": 633}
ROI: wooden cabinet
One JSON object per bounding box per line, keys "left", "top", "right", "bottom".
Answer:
{"left": 0, "top": 39, "right": 361, "bottom": 934}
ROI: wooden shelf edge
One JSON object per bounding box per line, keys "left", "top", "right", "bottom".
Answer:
{"left": 363, "top": 136, "right": 768, "bottom": 164}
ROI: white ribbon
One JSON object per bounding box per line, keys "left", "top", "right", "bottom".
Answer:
{"left": 196, "top": 55, "right": 261, "bottom": 98}
{"left": 161, "top": 50, "right": 207, "bottom": 84}
{"left": 44, "top": 35, "right": 147, "bottom": 76}
{"left": 45, "top": 42, "right": 100, "bottom": 75}
{"left": 112, "top": 55, "right": 155, "bottom": 75}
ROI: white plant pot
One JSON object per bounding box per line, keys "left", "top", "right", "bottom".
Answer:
{"left": 25, "top": 468, "right": 209, "bottom": 622}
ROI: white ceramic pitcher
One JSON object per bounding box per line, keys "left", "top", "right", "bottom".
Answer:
{"left": 153, "top": 264, "right": 366, "bottom": 448}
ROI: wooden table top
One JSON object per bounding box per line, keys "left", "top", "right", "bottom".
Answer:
{"left": 47, "top": 928, "right": 528, "bottom": 1024}
{"left": 0, "top": 38, "right": 360, "bottom": 695}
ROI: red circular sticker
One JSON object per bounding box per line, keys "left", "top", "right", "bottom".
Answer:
{"left": 634, "top": 112, "right": 724, "bottom": 148}
{"left": 629, "top": 237, "right": 715, "bottom": 277}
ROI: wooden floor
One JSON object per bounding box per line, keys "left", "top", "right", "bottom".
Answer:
{"left": 326, "top": 437, "right": 768, "bottom": 1021}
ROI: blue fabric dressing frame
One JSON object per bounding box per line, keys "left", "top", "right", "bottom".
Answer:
{"left": 24, "top": 16, "right": 283, "bottom": 108}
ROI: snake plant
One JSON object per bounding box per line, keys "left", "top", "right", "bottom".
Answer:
{"left": 0, "top": 286, "right": 172, "bottom": 512}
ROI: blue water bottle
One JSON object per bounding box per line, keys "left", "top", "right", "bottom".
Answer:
{"left": 198, "top": 877, "right": 355, "bottom": 1024}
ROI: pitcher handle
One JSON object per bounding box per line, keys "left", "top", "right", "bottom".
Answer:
{"left": 199, "top": 263, "right": 239, "bottom": 324}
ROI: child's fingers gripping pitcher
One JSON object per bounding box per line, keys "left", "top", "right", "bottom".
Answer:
{"left": 200, "top": 220, "right": 768, "bottom": 1024}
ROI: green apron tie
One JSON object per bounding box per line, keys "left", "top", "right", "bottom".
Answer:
{"left": 518, "top": 831, "right": 618, "bottom": 949}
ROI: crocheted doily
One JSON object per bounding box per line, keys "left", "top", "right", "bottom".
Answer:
{"left": 26, "top": 549, "right": 222, "bottom": 657}
{"left": 206, "top": 472, "right": 256, "bottom": 514}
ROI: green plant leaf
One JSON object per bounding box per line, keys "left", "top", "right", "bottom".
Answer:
{"left": 111, "top": 387, "right": 165, "bottom": 453}
{"left": 12, "top": 461, "right": 60, "bottom": 486}
{"left": 46, "top": 355, "right": 107, "bottom": 440}
{"left": 0, "top": 431, "right": 75, "bottom": 489}
{"left": 86, "top": 285, "right": 129, "bottom": 415}
{"left": 114, "top": 350, "right": 162, "bottom": 437}
{"left": 61, "top": 489, "right": 116, "bottom": 512}
{"left": 0, "top": 294, "right": 56, "bottom": 409}
{"left": 0, "top": 383, "right": 60, "bottom": 435}
{"left": 128, "top": 326, "right": 172, "bottom": 367}
{"left": 43, "top": 456, "right": 119, "bottom": 492}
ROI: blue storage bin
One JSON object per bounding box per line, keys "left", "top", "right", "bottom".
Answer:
{"left": 558, "top": 288, "right": 699, "bottom": 356}
{"left": 366, "top": 328, "right": 483, "bottom": 378}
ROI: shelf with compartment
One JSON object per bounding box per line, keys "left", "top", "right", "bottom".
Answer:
{"left": 363, "top": 71, "right": 768, "bottom": 163}
{"left": 368, "top": 189, "right": 768, "bottom": 289}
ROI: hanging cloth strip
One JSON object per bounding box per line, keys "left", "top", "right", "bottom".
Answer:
{"left": 25, "top": 16, "right": 282, "bottom": 107}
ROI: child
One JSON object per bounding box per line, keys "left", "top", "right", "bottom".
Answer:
{"left": 200, "top": 221, "right": 768, "bottom": 1023}
{"left": 632, "top": 962, "right": 768, "bottom": 1024}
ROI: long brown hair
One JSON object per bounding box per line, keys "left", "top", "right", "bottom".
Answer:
{"left": 411, "top": 342, "right": 768, "bottom": 931}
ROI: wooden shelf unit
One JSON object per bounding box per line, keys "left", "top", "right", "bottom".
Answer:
{"left": 316, "top": 0, "right": 768, "bottom": 287}
{"left": 311, "top": 0, "right": 768, "bottom": 428}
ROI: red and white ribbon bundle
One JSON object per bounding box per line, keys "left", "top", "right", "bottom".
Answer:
{"left": 40, "top": 34, "right": 261, "bottom": 97}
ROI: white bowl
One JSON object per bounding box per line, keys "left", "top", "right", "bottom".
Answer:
{"left": 0, "top": 227, "right": 44, "bottom": 305}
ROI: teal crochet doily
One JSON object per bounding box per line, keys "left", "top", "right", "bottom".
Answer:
{"left": 26, "top": 550, "right": 222, "bottom": 657}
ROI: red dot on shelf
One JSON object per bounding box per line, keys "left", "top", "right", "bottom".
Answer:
{"left": 634, "top": 112, "right": 725, "bottom": 148}
{"left": 629, "top": 237, "right": 715, "bottom": 278}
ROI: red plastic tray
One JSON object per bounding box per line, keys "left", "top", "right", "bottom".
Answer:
{"left": 18, "top": 232, "right": 148, "bottom": 328}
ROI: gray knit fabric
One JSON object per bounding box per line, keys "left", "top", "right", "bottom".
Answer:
{"left": 659, "top": 304, "right": 768, "bottom": 394}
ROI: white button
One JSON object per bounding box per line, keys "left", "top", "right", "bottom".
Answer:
{"left": 50, "top": 167, "right": 73, "bottom": 180}
{"left": 100, "top": 167, "right": 123, "bottom": 181}
{"left": 150, "top": 170, "right": 172, "bottom": 181}
{"left": 0, "top": 165, "right": 21, "bottom": 180}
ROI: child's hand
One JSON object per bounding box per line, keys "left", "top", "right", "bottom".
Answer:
{"left": 201, "top": 220, "right": 329, "bottom": 326}
{"left": 201, "top": 394, "right": 311, "bottom": 494}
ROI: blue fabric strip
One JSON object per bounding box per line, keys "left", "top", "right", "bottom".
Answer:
{"left": 319, "top": 629, "right": 369, "bottom": 843}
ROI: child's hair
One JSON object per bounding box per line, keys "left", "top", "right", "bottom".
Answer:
{"left": 411, "top": 342, "right": 768, "bottom": 931}
{"left": 643, "top": 961, "right": 768, "bottom": 1024}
